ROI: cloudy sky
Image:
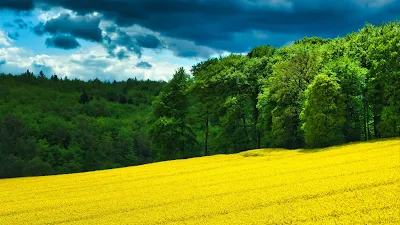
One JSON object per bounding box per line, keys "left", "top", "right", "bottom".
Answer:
{"left": 0, "top": 0, "right": 399, "bottom": 81}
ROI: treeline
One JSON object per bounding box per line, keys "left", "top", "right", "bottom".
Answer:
{"left": 1, "top": 22, "right": 399, "bottom": 178}
{"left": 149, "top": 22, "right": 400, "bottom": 159}
{"left": 0, "top": 73, "right": 165, "bottom": 178}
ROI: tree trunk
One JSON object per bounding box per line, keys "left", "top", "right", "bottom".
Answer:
{"left": 181, "top": 140, "right": 185, "bottom": 158}
{"left": 373, "top": 114, "right": 380, "bottom": 139}
{"left": 364, "top": 99, "right": 369, "bottom": 140}
{"left": 253, "top": 96, "right": 261, "bottom": 149}
{"left": 363, "top": 78, "right": 370, "bottom": 140}
{"left": 242, "top": 113, "right": 249, "bottom": 144}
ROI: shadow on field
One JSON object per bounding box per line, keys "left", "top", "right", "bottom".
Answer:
{"left": 240, "top": 148, "right": 290, "bottom": 157}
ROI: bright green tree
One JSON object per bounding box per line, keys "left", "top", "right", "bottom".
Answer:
{"left": 267, "top": 46, "right": 321, "bottom": 148}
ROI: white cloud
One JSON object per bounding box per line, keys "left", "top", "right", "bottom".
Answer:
{"left": 35, "top": 7, "right": 74, "bottom": 22}
{"left": 53, "top": 46, "right": 182, "bottom": 81}
{"left": 0, "top": 40, "right": 199, "bottom": 82}
{"left": 119, "top": 24, "right": 159, "bottom": 37}
{"left": 0, "top": 18, "right": 204, "bottom": 82}
{"left": 0, "top": 30, "right": 12, "bottom": 46}
{"left": 0, "top": 46, "right": 34, "bottom": 74}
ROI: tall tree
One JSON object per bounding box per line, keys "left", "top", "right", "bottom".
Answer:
{"left": 246, "top": 45, "right": 276, "bottom": 148}
{"left": 266, "top": 46, "right": 321, "bottom": 148}
{"left": 301, "top": 74, "right": 345, "bottom": 148}
{"left": 322, "top": 57, "right": 367, "bottom": 142}
{"left": 367, "top": 22, "right": 400, "bottom": 137}
{"left": 191, "top": 58, "right": 223, "bottom": 155}
{"left": 150, "top": 68, "right": 198, "bottom": 159}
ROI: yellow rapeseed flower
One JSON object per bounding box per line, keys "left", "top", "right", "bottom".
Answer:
{"left": 0, "top": 139, "right": 399, "bottom": 224}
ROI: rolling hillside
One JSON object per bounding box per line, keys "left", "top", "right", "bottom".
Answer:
{"left": 0, "top": 139, "right": 399, "bottom": 224}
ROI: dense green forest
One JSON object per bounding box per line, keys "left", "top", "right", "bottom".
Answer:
{"left": 1, "top": 22, "right": 399, "bottom": 178}
{"left": 0, "top": 75, "right": 165, "bottom": 178}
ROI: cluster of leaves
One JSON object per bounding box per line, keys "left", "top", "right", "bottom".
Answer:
{"left": 0, "top": 72, "right": 165, "bottom": 178}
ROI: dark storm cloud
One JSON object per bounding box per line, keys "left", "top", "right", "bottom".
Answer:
{"left": 31, "top": 12, "right": 163, "bottom": 58}
{"left": 32, "top": 22, "right": 45, "bottom": 35}
{"left": 3, "top": 0, "right": 400, "bottom": 55}
{"left": 135, "top": 61, "right": 152, "bottom": 69}
{"left": 0, "top": 60, "right": 6, "bottom": 66}
{"left": 34, "top": 13, "right": 102, "bottom": 42}
{"left": 166, "top": 38, "right": 220, "bottom": 58}
{"left": 45, "top": 34, "right": 81, "bottom": 50}
{"left": 0, "top": 0, "right": 33, "bottom": 11}
{"left": 136, "top": 34, "right": 162, "bottom": 49}
{"left": 32, "top": 0, "right": 400, "bottom": 51}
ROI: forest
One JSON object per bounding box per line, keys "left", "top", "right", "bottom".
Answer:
{"left": 1, "top": 22, "right": 399, "bottom": 178}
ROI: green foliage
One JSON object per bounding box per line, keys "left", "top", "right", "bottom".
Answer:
{"left": 149, "top": 117, "right": 182, "bottom": 159}
{"left": 322, "top": 57, "right": 367, "bottom": 142}
{"left": 247, "top": 45, "right": 276, "bottom": 58}
{"left": 265, "top": 48, "right": 322, "bottom": 148}
{"left": 23, "top": 157, "right": 55, "bottom": 176}
{"left": 150, "top": 68, "right": 198, "bottom": 160}
{"left": 367, "top": 22, "right": 400, "bottom": 137}
{"left": 153, "top": 68, "right": 191, "bottom": 117}
{"left": 0, "top": 155, "right": 24, "bottom": 178}
{"left": 0, "top": 114, "right": 24, "bottom": 156}
{"left": 78, "top": 89, "right": 90, "bottom": 104}
{"left": 294, "top": 37, "right": 331, "bottom": 46}
{"left": 301, "top": 74, "right": 346, "bottom": 148}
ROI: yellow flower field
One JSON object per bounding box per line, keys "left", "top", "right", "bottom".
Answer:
{"left": 0, "top": 139, "right": 399, "bottom": 224}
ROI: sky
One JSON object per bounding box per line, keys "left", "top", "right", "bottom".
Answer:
{"left": 0, "top": 0, "right": 399, "bottom": 81}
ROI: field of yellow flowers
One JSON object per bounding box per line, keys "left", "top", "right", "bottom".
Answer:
{"left": 0, "top": 139, "right": 399, "bottom": 224}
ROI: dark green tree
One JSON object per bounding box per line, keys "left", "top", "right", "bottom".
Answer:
{"left": 39, "top": 70, "right": 45, "bottom": 78}
{"left": 22, "top": 157, "right": 54, "bottom": 177}
{"left": 322, "top": 57, "right": 367, "bottom": 142}
{"left": 78, "top": 88, "right": 90, "bottom": 104}
{"left": 150, "top": 68, "right": 198, "bottom": 159}
{"left": 301, "top": 74, "right": 345, "bottom": 148}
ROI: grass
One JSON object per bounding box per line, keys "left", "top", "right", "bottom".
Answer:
{"left": 0, "top": 139, "right": 399, "bottom": 224}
